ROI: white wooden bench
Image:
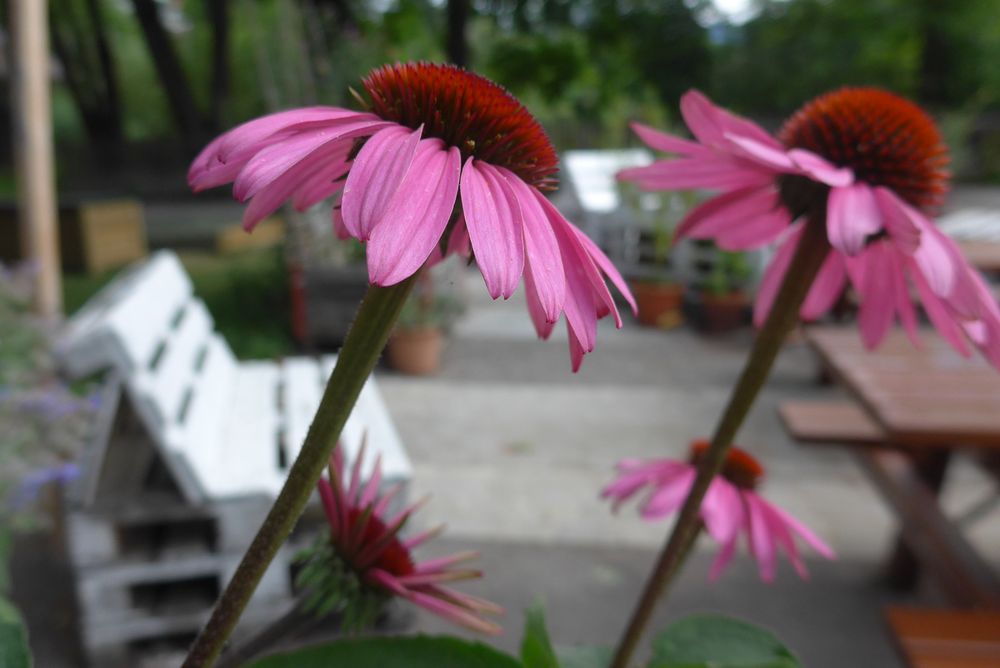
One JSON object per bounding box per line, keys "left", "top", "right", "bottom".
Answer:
{"left": 57, "top": 250, "right": 410, "bottom": 504}
{"left": 55, "top": 250, "right": 410, "bottom": 665}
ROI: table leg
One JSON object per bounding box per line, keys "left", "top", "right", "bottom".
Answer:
{"left": 884, "top": 449, "right": 951, "bottom": 591}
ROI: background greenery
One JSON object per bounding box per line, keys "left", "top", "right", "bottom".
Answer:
{"left": 5, "top": 0, "right": 1000, "bottom": 193}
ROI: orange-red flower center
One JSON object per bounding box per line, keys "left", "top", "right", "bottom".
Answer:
{"left": 347, "top": 508, "right": 415, "bottom": 577}
{"left": 361, "top": 62, "right": 559, "bottom": 189}
{"left": 779, "top": 87, "right": 950, "bottom": 211}
{"left": 689, "top": 439, "right": 764, "bottom": 490}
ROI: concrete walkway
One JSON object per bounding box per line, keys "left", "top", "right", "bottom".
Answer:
{"left": 373, "top": 267, "right": 1000, "bottom": 667}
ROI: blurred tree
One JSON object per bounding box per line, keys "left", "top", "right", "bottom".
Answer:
{"left": 49, "top": 0, "right": 123, "bottom": 159}
{"left": 710, "top": 0, "right": 921, "bottom": 114}
{"left": 129, "top": 0, "right": 210, "bottom": 144}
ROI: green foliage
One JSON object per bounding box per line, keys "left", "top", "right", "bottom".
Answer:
{"left": 520, "top": 602, "right": 559, "bottom": 668}
{"left": 703, "top": 250, "right": 752, "bottom": 297}
{"left": 63, "top": 249, "right": 295, "bottom": 360}
{"left": 249, "top": 635, "right": 522, "bottom": 668}
{"left": 649, "top": 614, "right": 801, "bottom": 668}
{"left": 0, "top": 529, "right": 31, "bottom": 668}
{"left": 292, "top": 536, "right": 386, "bottom": 631}
{"left": 555, "top": 646, "right": 613, "bottom": 668}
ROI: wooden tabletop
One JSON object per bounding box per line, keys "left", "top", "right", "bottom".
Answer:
{"left": 958, "top": 240, "right": 1000, "bottom": 274}
{"left": 806, "top": 327, "right": 1000, "bottom": 449}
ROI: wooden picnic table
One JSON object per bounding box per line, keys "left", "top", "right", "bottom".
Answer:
{"left": 958, "top": 239, "right": 1000, "bottom": 275}
{"left": 805, "top": 326, "right": 1000, "bottom": 605}
{"left": 807, "top": 327, "right": 1000, "bottom": 449}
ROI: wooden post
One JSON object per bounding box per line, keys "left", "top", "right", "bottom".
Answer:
{"left": 10, "top": 0, "right": 62, "bottom": 318}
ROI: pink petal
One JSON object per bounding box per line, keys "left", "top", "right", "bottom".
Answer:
{"left": 317, "top": 480, "right": 340, "bottom": 538}
{"left": 753, "top": 224, "right": 804, "bottom": 327}
{"left": 758, "top": 499, "right": 809, "bottom": 579}
{"left": 233, "top": 119, "right": 383, "bottom": 202}
{"left": 700, "top": 478, "right": 744, "bottom": 544}
{"left": 621, "top": 158, "right": 773, "bottom": 192}
{"left": 629, "top": 121, "right": 707, "bottom": 156}
{"left": 767, "top": 502, "right": 836, "bottom": 560}
{"left": 827, "top": 183, "right": 882, "bottom": 256}
{"left": 676, "top": 186, "right": 781, "bottom": 243}
{"left": 367, "top": 141, "right": 461, "bottom": 286}
{"left": 341, "top": 125, "right": 422, "bottom": 241}
{"left": 640, "top": 468, "right": 695, "bottom": 519}
{"left": 851, "top": 243, "right": 896, "bottom": 349}
{"left": 708, "top": 535, "right": 739, "bottom": 582}
{"left": 332, "top": 207, "right": 350, "bottom": 240}
{"left": 573, "top": 225, "right": 639, "bottom": 315}
{"left": 414, "top": 551, "right": 480, "bottom": 574}
{"left": 873, "top": 187, "right": 921, "bottom": 253}
{"left": 447, "top": 214, "right": 472, "bottom": 257}
{"left": 567, "top": 323, "right": 587, "bottom": 373}
{"left": 788, "top": 149, "right": 853, "bottom": 187}
{"left": 461, "top": 160, "right": 525, "bottom": 299}
{"left": 524, "top": 265, "right": 558, "bottom": 340}
{"left": 800, "top": 253, "right": 847, "bottom": 321}
{"left": 290, "top": 144, "right": 352, "bottom": 210}
{"left": 714, "top": 207, "right": 789, "bottom": 251}
{"left": 888, "top": 247, "right": 921, "bottom": 347}
{"left": 216, "top": 107, "right": 367, "bottom": 163}
{"left": 745, "top": 494, "right": 777, "bottom": 582}
{"left": 912, "top": 223, "right": 959, "bottom": 298}
{"left": 910, "top": 264, "right": 973, "bottom": 357}
{"left": 681, "top": 89, "right": 781, "bottom": 150}
{"left": 724, "top": 133, "right": 795, "bottom": 171}
{"left": 506, "top": 174, "right": 565, "bottom": 322}
{"left": 239, "top": 139, "right": 354, "bottom": 230}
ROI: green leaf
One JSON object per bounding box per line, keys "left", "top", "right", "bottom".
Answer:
{"left": 249, "top": 635, "right": 522, "bottom": 668}
{"left": 556, "top": 645, "right": 613, "bottom": 668}
{"left": 520, "top": 603, "right": 559, "bottom": 668}
{"left": 650, "top": 615, "right": 801, "bottom": 668}
{"left": 0, "top": 598, "right": 31, "bottom": 668}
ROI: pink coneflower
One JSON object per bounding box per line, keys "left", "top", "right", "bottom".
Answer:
{"left": 190, "top": 62, "right": 635, "bottom": 370}
{"left": 602, "top": 440, "right": 835, "bottom": 582}
{"left": 307, "top": 440, "right": 503, "bottom": 634}
{"left": 620, "top": 88, "right": 1000, "bottom": 369}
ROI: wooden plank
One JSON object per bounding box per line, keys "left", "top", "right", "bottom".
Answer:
{"left": 281, "top": 357, "right": 322, "bottom": 463}
{"left": 215, "top": 360, "right": 284, "bottom": 497}
{"left": 135, "top": 299, "right": 214, "bottom": 425}
{"left": 806, "top": 327, "right": 1000, "bottom": 449}
{"left": 10, "top": 0, "right": 61, "bottom": 318}
{"left": 856, "top": 450, "right": 1000, "bottom": 608}
{"left": 885, "top": 607, "right": 1000, "bottom": 668}
{"left": 777, "top": 401, "right": 885, "bottom": 446}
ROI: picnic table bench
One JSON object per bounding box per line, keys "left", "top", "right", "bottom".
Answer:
{"left": 779, "top": 327, "right": 1000, "bottom": 667}
{"left": 55, "top": 250, "right": 410, "bottom": 665}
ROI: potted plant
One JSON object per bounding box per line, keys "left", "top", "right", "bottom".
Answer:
{"left": 697, "top": 249, "right": 752, "bottom": 333}
{"left": 385, "top": 272, "right": 463, "bottom": 375}
{"left": 625, "top": 185, "right": 689, "bottom": 329}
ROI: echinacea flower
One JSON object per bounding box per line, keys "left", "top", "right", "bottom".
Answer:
{"left": 189, "top": 62, "right": 635, "bottom": 370}
{"left": 302, "top": 439, "right": 503, "bottom": 634}
{"left": 619, "top": 88, "right": 1000, "bottom": 370}
{"left": 602, "top": 440, "right": 835, "bottom": 582}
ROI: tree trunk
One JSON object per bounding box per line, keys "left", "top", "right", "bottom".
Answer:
{"left": 446, "top": 0, "right": 469, "bottom": 68}
{"left": 129, "top": 0, "right": 205, "bottom": 145}
{"left": 205, "top": 0, "right": 229, "bottom": 130}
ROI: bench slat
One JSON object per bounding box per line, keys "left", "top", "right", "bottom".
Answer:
{"left": 885, "top": 607, "right": 1000, "bottom": 668}
{"left": 777, "top": 401, "right": 885, "bottom": 446}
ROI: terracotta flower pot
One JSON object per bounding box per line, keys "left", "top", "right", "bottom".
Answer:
{"left": 386, "top": 327, "right": 444, "bottom": 375}
{"left": 630, "top": 281, "right": 685, "bottom": 329}
{"left": 700, "top": 291, "right": 749, "bottom": 333}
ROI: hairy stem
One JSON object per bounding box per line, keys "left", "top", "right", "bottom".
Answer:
{"left": 183, "top": 276, "right": 417, "bottom": 668}
{"left": 610, "top": 219, "right": 830, "bottom": 668}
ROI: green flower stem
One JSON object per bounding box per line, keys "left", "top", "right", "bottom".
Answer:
{"left": 610, "top": 218, "right": 831, "bottom": 668}
{"left": 183, "top": 276, "right": 418, "bottom": 668}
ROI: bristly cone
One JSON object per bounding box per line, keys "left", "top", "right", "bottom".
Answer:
{"left": 779, "top": 87, "right": 950, "bottom": 212}
{"left": 362, "top": 62, "right": 559, "bottom": 189}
